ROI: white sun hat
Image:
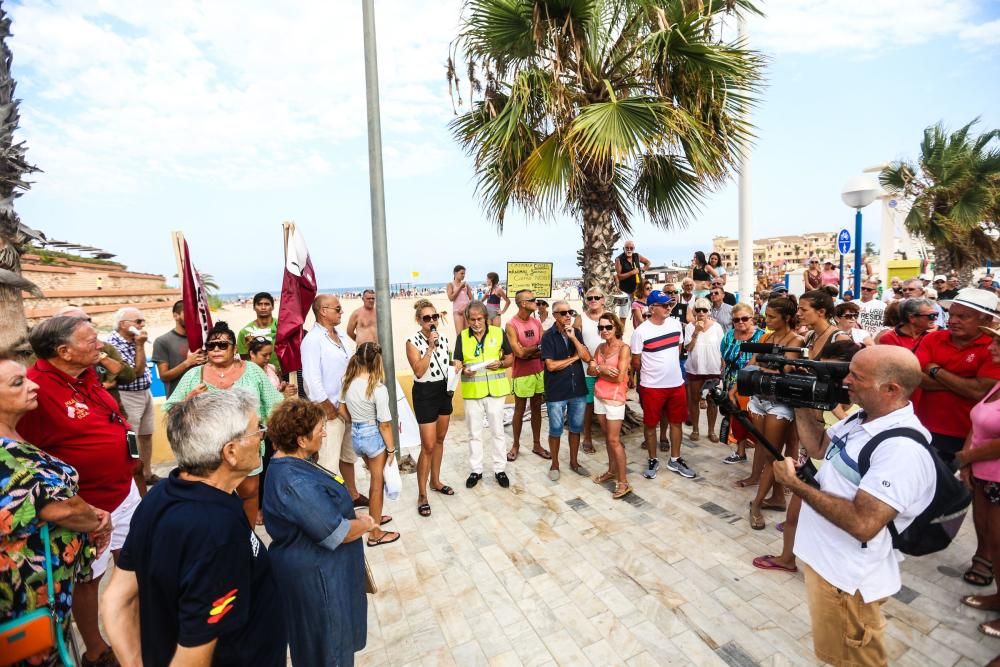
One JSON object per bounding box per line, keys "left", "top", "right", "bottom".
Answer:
{"left": 940, "top": 288, "right": 1000, "bottom": 318}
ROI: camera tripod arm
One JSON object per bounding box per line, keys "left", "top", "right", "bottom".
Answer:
{"left": 726, "top": 403, "right": 821, "bottom": 490}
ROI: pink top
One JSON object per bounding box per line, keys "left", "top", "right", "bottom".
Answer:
{"left": 971, "top": 383, "right": 1000, "bottom": 482}
{"left": 820, "top": 269, "right": 840, "bottom": 286}
{"left": 452, "top": 281, "right": 471, "bottom": 314}
{"left": 594, "top": 345, "right": 628, "bottom": 404}
{"left": 263, "top": 363, "right": 282, "bottom": 390}
{"left": 507, "top": 315, "right": 544, "bottom": 378}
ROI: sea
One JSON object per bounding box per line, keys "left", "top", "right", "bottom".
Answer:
{"left": 218, "top": 282, "right": 452, "bottom": 301}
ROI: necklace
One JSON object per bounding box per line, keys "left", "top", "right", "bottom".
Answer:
{"left": 213, "top": 362, "right": 237, "bottom": 379}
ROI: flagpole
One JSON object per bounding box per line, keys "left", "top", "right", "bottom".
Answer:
{"left": 361, "top": 0, "right": 399, "bottom": 457}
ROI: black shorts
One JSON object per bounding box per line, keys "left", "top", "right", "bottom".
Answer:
{"left": 412, "top": 380, "right": 454, "bottom": 424}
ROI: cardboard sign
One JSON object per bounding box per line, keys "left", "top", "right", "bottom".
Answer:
{"left": 506, "top": 262, "right": 553, "bottom": 298}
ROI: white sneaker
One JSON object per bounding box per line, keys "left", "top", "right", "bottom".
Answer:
{"left": 666, "top": 457, "right": 696, "bottom": 479}
{"left": 642, "top": 458, "right": 659, "bottom": 479}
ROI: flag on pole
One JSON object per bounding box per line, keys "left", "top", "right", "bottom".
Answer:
{"left": 275, "top": 224, "right": 317, "bottom": 374}
{"left": 179, "top": 237, "right": 213, "bottom": 352}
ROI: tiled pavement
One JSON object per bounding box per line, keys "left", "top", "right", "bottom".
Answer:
{"left": 161, "top": 407, "right": 998, "bottom": 666}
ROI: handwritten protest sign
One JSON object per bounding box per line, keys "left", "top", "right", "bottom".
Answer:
{"left": 506, "top": 262, "right": 553, "bottom": 298}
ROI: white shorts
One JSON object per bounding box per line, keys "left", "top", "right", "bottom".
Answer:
{"left": 317, "top": 416, "right": 357, "bottom": 471}
{"left": 593, "top": 396, "right": 626, "bottom": 421}
{"left": 91, "top": 481, "right": 142, "bottom": 578}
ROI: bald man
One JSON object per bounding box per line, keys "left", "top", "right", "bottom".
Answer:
{"left": 774, "top": 347, "right": 935, "bottom": 667}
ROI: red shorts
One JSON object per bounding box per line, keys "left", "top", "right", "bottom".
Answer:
{"left": 639, "top": 385, "right": 688, "bottom": 427}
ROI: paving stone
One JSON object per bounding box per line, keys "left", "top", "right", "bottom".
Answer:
{"left": 893, "top": 584, "right": 921, "bottom": 604}
{"left": 716, "top": 640, "right": 761, "bottom": 667}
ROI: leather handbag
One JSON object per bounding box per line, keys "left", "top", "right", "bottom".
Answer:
{"left": 0, "top": 523, "right": 76, "bottom": 666}
{"left": 364, "top": 557, "right": 377, "bottom": 595}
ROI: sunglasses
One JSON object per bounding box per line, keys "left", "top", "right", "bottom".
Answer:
{"left": 251, "top": 336, "right": 271, "bottom": 343}
{"left": 586, "top": 295, "right": 603, "bottom": 301}
{"left": 694, "top": 308, "right": 709, "bottom": 313}
{"left": 421, "top": 313, "right": 440, "bottom": 323}
{"left": 664, "top": 290, "right": 678, "bottom": 295}
{"left": 536, "top": 301, "right": 548, "bottom": 307}
{"left": 861, "top": 287, "right": 876, "bottom": 292}
{"left": 597, "top": 324, "right": 615, "bottom": 331}
{"left": 206, "top": 341, "right": 233, "bottom": 351}
{"left": 914, "top": 313, "right": 939, "bottom": 320}
{"left": 520, "top": 297, "right": 537, "bottom": 304}
{"left": 125, "top": 318, "right": 146, "bottom": 325}
{"left": 839, "top": 313, "right": 858, "bottom": 320}
{"left": 642, "top": 313, "right": 651, "bottom": 319}
{"left": 322, "top": 305, "right": 343, "bottom": 313}
{"left": 731, "top": 316, "right": 753, "bottom": 323}
{"left": 554, "top": 309, "right": 577, "bottom": 317}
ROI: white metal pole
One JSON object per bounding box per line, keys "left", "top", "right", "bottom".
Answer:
{"left": 737, "top": 15, "right": 754, "bottom": 304}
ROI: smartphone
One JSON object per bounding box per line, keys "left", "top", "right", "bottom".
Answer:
{"left": 126, "top": 430, "right": 140, "bottom": 459}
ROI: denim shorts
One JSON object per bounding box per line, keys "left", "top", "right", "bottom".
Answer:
{"left": 547, "top": 395, "right": 586, "bottom": 437}
{"left": 351, "top": 421, "right": 386, "bottom": 458}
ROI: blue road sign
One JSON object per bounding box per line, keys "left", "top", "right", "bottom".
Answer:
{"left": 838, "top": 229, "right": 852, "bottom": 255}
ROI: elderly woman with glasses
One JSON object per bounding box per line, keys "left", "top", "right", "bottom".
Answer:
{"left": 683, "top": 298, "right": 725, "bottom": 442}
{"left": 877, "top": 297, "right": 937, "bottom": 350}
{"left": 719, "top": 303, "right": 765, "bottom": 463}
{"left": 164, "top": 321, "right": 284, "bottom": 525}
{"left": 631, "top": 280, "right": 653, "bottom": 329}
{"left": 589, "top": 313, "right": 632, "bottom": 498}
{"left": 804, "top": 257, "right": 822, "bottom": 291}
{"left": 834, "top": 302, "right": 874, "bottom": 347}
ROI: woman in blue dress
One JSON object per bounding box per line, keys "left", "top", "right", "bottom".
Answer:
{"left": 263, "top": 398, "right": 376, "bottom": 666}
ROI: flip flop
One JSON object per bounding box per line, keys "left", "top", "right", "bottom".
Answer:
{"left": 570, "top": 464, "right": 589, "bottom": 477}
{"left": 733, "top": 479, "right": 759, "bottom": 488}
{"left": 748, "top": 503, "right": 765, "bottom": 530}
{"left": 367, "top": 531, "right": 401, "bottom": 547}
{"left": 507, "top": 448, "right": 519, "bottom": 462}
{"left": 980, "top": 621, "right": 1000, "bottom": 638}
{"left": 532, "top": 447, "right": 552, "bottom": 460}
{"left": 612, "top": 483, "right": 633, "bottom": 499}
{"left": 432, "top": 485, "right": 455, "bottom": 496}
{"left": 752, "top": 555, "right": 797, "bottom": 573}
{"left": 582, "top": 443, "right": 597, "bottom": 454}
{"left": 592, "top": 471, "right": 615, "bottom": 485}
{"left": 962, "top": 595, "right": 1000, "bottom": 611}
{"left": 417, "top": 503, "right": 431, "bottom": 517}
{"left": 379, "top": 515, "right": 392, "bottom": 526}
{"left": 761, "top": 503, "right": 787, "bottom": 512}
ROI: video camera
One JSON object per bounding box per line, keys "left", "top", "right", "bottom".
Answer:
{"left": 735, "top": 343, "right": 850, "bottom": 411}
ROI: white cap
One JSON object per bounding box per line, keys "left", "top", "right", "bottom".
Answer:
{"left": 933, "top": 274, "right": 947, "bottom": 282}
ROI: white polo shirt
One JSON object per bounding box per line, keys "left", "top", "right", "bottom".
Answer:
{"left": 300, "top": 324, "right": 355, "bottom": 407}
{"left": 794, "top": 402, "right": 935, "bottom": 602}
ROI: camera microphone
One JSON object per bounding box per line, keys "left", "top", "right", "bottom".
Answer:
{"left": 739, "top": 343, "right": 781, "bottom": 354}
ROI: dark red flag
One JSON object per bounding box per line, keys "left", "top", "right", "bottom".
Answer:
{"left": 275, "top": 225, "right": 317, "bottom": 373}
{"left": 180, "top": 239, "right": 213, "bottom": 352}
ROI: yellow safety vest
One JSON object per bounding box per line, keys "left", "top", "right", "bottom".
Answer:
{"left": 460, "top": 326, "right": 511, "bottom": 399}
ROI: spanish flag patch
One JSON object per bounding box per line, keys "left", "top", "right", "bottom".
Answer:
{"left": 207, "top": 589, "right": 238, "bottom": 624}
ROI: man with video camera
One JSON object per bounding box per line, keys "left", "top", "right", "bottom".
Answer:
{"left": 772, "top": 346, "right": 935, "bottom": 667}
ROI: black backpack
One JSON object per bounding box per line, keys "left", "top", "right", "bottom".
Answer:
{"left": 858, "top": 427, "right": 972, "bottom": 556}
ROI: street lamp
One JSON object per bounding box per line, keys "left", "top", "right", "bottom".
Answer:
{"left": 841, "top": 175, "right": 880, "bottom": 293}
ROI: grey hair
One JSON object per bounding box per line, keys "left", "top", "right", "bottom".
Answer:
{"left": 29, "top": 316, "right": 90, "bottom": 359}
{"left": 113, "top": 307, "right": 139, "bottom": 329}
{"left": 903, "top": 279, "right": 924, "bottom": 292}
{"left": 166, "top": 389, "right": 260, "bottom": 476}
{"left": 585, "top": 286, "right": 604, "bottom": 298}
{"left": 465, "top": 300, "right": 489, "bottom": 320}
{"left": 900, "top": 297, "right": 935, "bottom": 321}
{"left": 694, "top": 297, "right": 711, "bottom": 311}
{"left": 551, "top": 300, "right": 569, "bottom": 311}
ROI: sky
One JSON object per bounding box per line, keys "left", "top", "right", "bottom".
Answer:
{"left": 8, "top": 0, "right": 1000, "bottom": 292}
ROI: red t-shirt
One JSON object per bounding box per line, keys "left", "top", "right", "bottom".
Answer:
{"left": 914, "top": 331, "right": 1000, "bottom": 438}
{"left": 878, "top": 327, "right": 925, "bottom": 352}
{"left": 18, "top": 359, "right": 135, "bottom": 511}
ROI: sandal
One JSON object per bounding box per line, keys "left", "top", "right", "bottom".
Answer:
{"left": 612, "top": 483, "right": 633, "bottom": 499}
{"left": 379, "top": 515, "right": 392, "bottom": 526}
{"left": 761, "top": 502, "right": 787, "bottom": 512}
{"left": 748, "top": 503, "right": 765, "bottom": 530}
{"left": 592, "top": 471, "right": 615, "bottom": 485}
{"left": 733, "top": 478, "right": 759, "bottom": 488}
{"left": 432, "top": 485, "right": 455, "bottom": 496}
{"left": 417, "top": 503, "right": 432, "bottom": 517}
{"left": 367, "top": 531, "right": 401, "bottom": 547}
{"left": 531, "top": 446, "right": 552, "bottom": 460}
{"left": 965, "top": 556, "right": 994, "bottom": 587}
{"left": 708, "top": 433, "right": 719, "bottom": 443}
{"left": 752, "top": 555, "right": 797, "bottom": 573}
{"left": 690, "top": 430, "right": 700, "bottom": 442}
{"left": 582, "top": 443, "right": 597, "bottom": 455}
{"left": 980, "top": 620, "right": 1000, "bottom": 638}
{"left": 658, "top": 439, "right": 670, "bottom": 452}
{"left": 962, "top": 594, "right": 1000, "bottom": 611}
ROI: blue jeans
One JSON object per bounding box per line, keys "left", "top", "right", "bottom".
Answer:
{"left": 351, "top": 422, "right": 386, "bottom": 458}
{"left": 547, "top": 396, "right": 586, "bottom": 437}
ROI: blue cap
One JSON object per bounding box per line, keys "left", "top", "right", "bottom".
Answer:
{"left": 647, "top": 289, "right": 672, "bottom": 305}
{"left": 844, "top": 290, "right": 854, "bottom": 299}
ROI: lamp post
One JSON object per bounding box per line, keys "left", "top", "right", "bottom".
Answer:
{"left": 840, "top": 176, "right": 880, "bottom": 293}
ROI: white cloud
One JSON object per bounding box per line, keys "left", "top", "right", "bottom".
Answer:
{"left": 747, "top": 0, "right": 997, "bottom": 54}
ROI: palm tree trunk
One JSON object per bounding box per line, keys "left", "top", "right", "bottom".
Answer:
{"left": 0, "top": 242, "right": 30, "bottom": 357}
{"left": 579, "top": 183, "right": 619, "bottom": 295}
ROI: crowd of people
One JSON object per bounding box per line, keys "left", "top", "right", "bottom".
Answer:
{"left": 4, "top": 250, "right": 1000, "bottom": 666}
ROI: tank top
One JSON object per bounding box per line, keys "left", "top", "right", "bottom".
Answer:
{"left": 486, "top": 286, "right": 502, "bottom": 317}
{"left": 579, "top": 313, "right": 602, "bottom": 372}
{"left": 594, "top": 345, "right": 628, "bottom": 404}
{"left": 452, "top": 282, "right": 471, "bottom": 314}
{"left": 617, "top": 253, "right": 639, "bottom": 293}
{"left": 971, "top": 383, "right": 1000, "bottom": 482}
{"left": 507, "top": 316, "right": 544, "bottom": 378}
{"left": 692, "top": 265, "right": 710, "bottom": 282}
{"left": 407, "top": 330, "right": 452, "bottom": 383}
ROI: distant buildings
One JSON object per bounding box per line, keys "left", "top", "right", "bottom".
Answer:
{"left": 712, "top": 231, "right": 849, "bottom": 275}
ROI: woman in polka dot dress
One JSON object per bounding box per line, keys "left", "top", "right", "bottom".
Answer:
{"left": 405, "top": 299, "right": 457, "bottom": 517}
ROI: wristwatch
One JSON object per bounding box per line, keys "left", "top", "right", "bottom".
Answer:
{"left": 98, "top": 352, "right": 109, "bottom": 362}
{"left": 929, "top": 366, "right": 942, "bottom": 378}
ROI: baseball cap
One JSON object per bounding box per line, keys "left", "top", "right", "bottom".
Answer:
{"left": 933, "top": 274, "right": 947, "bottom": 282}
{"left": 919, "top": 272, "right": 933, "bottom": 281}
{"left": 647, "top": 289, "right": 672, "bottom": 306}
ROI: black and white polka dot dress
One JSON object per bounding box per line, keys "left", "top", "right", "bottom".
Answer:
{"left": 409, "top": 331, "right": 452, "bottom": 383}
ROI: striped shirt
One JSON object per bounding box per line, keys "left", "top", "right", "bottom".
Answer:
{"left": 629, "top": 319, "right": 684, "bottom": 388}
{"left": 108, "top": 331, "right": 151, "bottom": 391}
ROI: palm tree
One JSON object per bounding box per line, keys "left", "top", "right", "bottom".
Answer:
{"left": 880, "top": 119, "right": 1000, "bottom": 284}
{"left": 0, "top": 7, "right": 42, "bottom": 358}
{"left": 448, "top": 0, "right": 764, "bottom": 292}
{"left": 864, "top": 241, "right": 877, "bottom": 257}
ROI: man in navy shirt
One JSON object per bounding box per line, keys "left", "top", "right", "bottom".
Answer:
{"left": 540, "top": 300, "right": 593, "bottom": 481}
{"left": 101, "top": 390, "right": 286, "bottom": 666}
